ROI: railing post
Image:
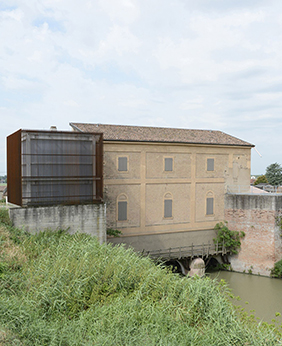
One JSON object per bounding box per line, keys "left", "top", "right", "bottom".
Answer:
{"left": 179, "top": 247, "right": 181, "bottom": 259}
{"left": 216, "top": 241, "right": 218, "bottom": 255}
{"left": 191, "top": 243, "right": 193, "bottom": 258}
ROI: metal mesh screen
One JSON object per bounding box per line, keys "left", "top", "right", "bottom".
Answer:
{"left": 15, "top": 130, "right": 103, "bottom": 206}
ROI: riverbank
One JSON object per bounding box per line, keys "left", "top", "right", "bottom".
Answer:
{"left": 0, "top": 209, "right": 281, "bottom": 345}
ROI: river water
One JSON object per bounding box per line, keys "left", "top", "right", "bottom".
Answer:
{"left": 208, "top": 271, "right": 282, "bottom": 324}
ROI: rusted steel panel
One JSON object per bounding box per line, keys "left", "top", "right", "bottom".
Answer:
{"left": 96, "top": 133, "right": 103, "bottom": 201}
{"left": 7, "top": 129, "right": 22, "bottom": 206}
{"left": 7, "top": 129, "right": 103, "bottom": 207}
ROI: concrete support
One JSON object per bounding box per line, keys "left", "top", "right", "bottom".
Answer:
{"left": 225, "top": 194, "right": 282, "bottom": 276}
{"left": 9, "top": 203, "right": 106, "bottom": 244}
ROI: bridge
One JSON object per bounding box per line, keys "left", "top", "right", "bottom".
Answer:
{"left": 141, "top": 241, "right": 228, "bottom": 261}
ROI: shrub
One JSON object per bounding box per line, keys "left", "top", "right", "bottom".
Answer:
{"left": 213, "top": 221, "right": 245, "bottom": 254}
{"left": 0, "top": 224, "right": 280, "bottom": 345}
{"left": 271, "top": 259, "right": 282, "bottom": 278}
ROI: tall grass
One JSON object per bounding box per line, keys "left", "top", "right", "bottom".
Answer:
{"left": 0, "top": 208, "right": 281, "bottom": 345}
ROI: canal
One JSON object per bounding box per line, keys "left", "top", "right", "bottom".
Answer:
{"left": 208, "top": 271, "right": 282, "bottom": 324}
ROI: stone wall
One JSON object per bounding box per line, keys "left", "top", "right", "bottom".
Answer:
{"left": 9, "top": 203, "right": 106, "bottom": 244}
{"left": 225, "top": 194, "right": 282, "bottom": 276}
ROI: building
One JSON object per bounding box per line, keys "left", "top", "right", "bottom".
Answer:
{"left": 70, "top": 123, "right": 254, "bottom": 252}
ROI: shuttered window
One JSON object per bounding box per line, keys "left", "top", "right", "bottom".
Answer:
{"left": 164, "top": 199, "right": 172, "bottom": 218}
{"left": 206, "top": 197, "right": 214, "bottom": 215}
{"left": 164, "top": 158, "right": 173, "bottom": 171}
{"left": 118, "top": 201, "right": 127, "bottom": 221}
{"left": 207, "top": 158, "right": 214, "bottom": 171}
{"left": 118, "top": 157, "right": 128, "bottom": 171}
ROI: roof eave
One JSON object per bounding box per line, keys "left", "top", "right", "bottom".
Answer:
{"left": 103, "top": 138, "right": 255, "bottom": 148}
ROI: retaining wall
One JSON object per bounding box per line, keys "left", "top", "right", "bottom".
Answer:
{"left": 9, "top": 203, "right": 106, "bottom": 244}
{"left": 225, "top": 194, "right": 282, "bottom": 276}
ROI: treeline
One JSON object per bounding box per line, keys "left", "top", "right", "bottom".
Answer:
{"left": 0, "top": 209, "right": 281, "bottom": 345}
{"left": 0, "top": 175, "right": 6, "bottom": 183}
{"left": 254, "top": 162, "right": 282, "bottom": 186}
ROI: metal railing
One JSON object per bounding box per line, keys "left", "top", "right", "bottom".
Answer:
{"left": 141, "top": 241, "right": 227, "bottom": 260}
{"left": 226, "top": 185, "right": 277, "bottom": 194}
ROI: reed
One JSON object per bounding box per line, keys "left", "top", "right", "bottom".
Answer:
{"left": 0, "top": 209, "right": 281, "bottom": 345}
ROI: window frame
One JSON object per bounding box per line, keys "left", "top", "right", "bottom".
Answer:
{"left": 164, "top": 192, "right": 173, "bottom": 219}
{"left": 117, "top": 194, "right": 128, "bottom": 221}
{"left": 164, "top": 157, "right": 174, "bottom": 172}
{"left": 206, "top": 193, "right": 214, "bottom": 216}
{"left": 117, "top": 156, "right": 129, "bottom": 172}
{"left": 207, "top": 158, "right": 214, "bottom": 172}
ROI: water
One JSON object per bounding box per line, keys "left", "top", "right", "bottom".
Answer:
{"left": 208, "top": 271, "right": 282, "bottom": 324}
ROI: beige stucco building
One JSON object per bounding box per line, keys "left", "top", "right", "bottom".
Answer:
{"left": 70, "top": 123, "right": 254, "bottom": 252}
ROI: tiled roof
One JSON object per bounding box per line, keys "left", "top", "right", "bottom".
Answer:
{"left": 70, "top": 123, "right": 254, "bottom": 147}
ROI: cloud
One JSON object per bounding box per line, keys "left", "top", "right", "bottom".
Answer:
{"left": 1, "top": 0, "right": 282, "bottom": 175}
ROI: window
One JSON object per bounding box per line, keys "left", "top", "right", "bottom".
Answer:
{"left": 207, "top": 158, "right": 214, "bottom": 171}
{"left": 206, "top": 197, "right": 214, "bottom": 215}
{"left": 164, "top": 192, "right": 173, "bottom": 218}
{"left": 118, "top": 201, "right": 127, "bottom": 220}
{"left": 164, "top": 157, "right": 173, "bottom": 172}
{"left": 118, "top": 157, "right": 128, "bottom": 171}
{"left": 117, "top": 194, "right": 128, "bottom": 221}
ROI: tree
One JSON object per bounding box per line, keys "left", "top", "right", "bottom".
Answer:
{"left": 265, "top": 162, "right": 282, "bottom": 186}
{"left": 254, "top": 175, "right": 268, "bottom": 185}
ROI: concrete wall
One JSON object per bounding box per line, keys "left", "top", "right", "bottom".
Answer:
{"left": 9, "top": 203, "right": 106, "bottom": 244}
{"left": 225, "top": 194, "right": 282, "bottom": 276}
{"left": 108, "top": 228, "right": 217, "bottom": 252}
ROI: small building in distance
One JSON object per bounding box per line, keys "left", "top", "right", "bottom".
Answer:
{"left": 70, "top": 123, "right": 254, "bottom": 252}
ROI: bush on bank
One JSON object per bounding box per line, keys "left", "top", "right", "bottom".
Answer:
{"left": 0, "top": 209, "right": 281, "bottom": 345}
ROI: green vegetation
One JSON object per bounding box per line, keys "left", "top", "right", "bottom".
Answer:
{"left": 213, "top": 221, "right": 245, "bottom": 255}
{"left": 0, "top": 210, "right": 281, "bottom": 345}
{"left": 254, "top": 175, "right": 268, "bottom": 185}
{"left": 265, "top": 162, "right": 282, "bottom": 187}
{"left": 106, "top": 227, "right": 122, "bottom": 237}
{"left": 271, "top": 259, "right": 282, "bottom": 278}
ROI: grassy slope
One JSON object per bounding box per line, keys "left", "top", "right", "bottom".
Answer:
{"left": 0, "top": 209, "right": 281, "bottom": 346}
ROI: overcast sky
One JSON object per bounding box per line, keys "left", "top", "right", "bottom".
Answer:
{"left": 1, "top": 0, "right": 282, "bottom": 175}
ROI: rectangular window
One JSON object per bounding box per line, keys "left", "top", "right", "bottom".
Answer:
{"left": 118, "top": 201, "right": 127, "bottom": 221}
{"left": 207, "top": 158, "right": 214, "bottom": 171}
{"left": 118, "top": 157, "right": 128, "bottom": 171}
{"left": 206, "top": 197, "right": 214, "bottom": 215}
{"left": 164, "top": 158, "right": 173, "bottom": 171}
{"left": 164, "top": 199, "right": 172, "bottom": 218}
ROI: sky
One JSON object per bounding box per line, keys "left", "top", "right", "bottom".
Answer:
{"left": 1, "top": 0, "right": 282, "bottom": 175}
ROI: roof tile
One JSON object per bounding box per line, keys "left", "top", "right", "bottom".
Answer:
{"left": 70, "top": 123, "right": 254, "bottom": 147}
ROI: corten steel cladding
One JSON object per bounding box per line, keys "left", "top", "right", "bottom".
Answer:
{"left": 7, "top": 129, "right": 103, "bottom": 207}
{"left": 7, "top": 129, "right": 22, "bottom": 206}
